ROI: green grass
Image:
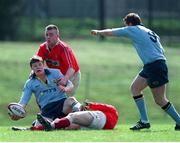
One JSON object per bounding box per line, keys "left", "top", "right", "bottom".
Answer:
{"left": 0, "top": 39, "right": 180, "bottom": 141}
{"left": 0, "top": 124, "right": 179, "bottom": 142}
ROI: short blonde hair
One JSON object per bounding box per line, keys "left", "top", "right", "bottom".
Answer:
{"left": 45, "top": 24, "right": 59, "bottom": 35}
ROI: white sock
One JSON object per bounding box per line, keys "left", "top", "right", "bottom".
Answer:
{"left": 72, "top": 102, "right": 81, "bottom": 112}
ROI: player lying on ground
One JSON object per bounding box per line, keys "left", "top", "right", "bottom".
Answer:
{"left": 37, "top": 101, "right": 118, "bottom": 131}
{"left": 9, "top": 55, "right": 81, "bottom": 130}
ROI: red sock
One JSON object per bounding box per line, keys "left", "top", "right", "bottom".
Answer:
{"left": 54, "top": 117, "right": 70, "bottom": 129}
{"left": 31, "top": 125, "right": 45, "bottom": 131}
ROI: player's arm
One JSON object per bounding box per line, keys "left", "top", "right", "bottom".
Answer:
{"left": 59, "top": 45, "right": 77, "bottom": 85}
{"left": 91, "top": 29, "right": 113, "bottom": 36}
{"left": 9, "top": 82, "right": 32, "bottom": 120}
{"left": 58, "top": 79, "right": 74, "bottom": 93}
{"left": 60, "top": 68, "right": 75, "bottom": 86}
{"left": 91, "top": 27, "right": 129, "bottom": 38}
{"left": 56, "top": 70, "right": 74, "bottom": 93}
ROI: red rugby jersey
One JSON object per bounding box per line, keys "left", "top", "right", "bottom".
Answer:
{"left": 37, "top": 40, "right": 79, "bottom": 75}
{"left": 88, "top": 102, "right": 118, "bottom": 129}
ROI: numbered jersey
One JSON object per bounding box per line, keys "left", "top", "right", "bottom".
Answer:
{"left": 112, "top": 25, "right": 166, "bottom": 64}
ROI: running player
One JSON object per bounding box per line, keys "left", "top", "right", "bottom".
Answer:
{"left": 91, "top": 13, "right": 180, "bottom": 131}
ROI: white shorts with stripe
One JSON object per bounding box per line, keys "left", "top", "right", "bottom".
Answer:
{"left": 81, "top": 111, "right": 106, "bottom": 129}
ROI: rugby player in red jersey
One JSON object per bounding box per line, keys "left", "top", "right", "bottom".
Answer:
{"left": 37, "top": 102, "right": 118, "bottom": 130}
{"left": 37, "top": 24, "right": 80, "bottom": 96}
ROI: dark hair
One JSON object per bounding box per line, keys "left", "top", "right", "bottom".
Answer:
{"left": 30, "top": 55, "right": 43, "bottom": 67}
{"left": 123, "top": 13, "right": 142, "bottom": 26}
{"left": 45, "top": 24, "right": 59, "bottom": 34}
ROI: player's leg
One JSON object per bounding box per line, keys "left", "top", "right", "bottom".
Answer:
{"left": 130, "top": 74, "right": 148, "bottom": 96}
{"left": 55, "top": 111, "right": 105, "bottom": 130}
{"left": 130, "top": 74, "right": 150, "bottom": 130}
{"left": 83, "top": 111, "right": 106, "bottom": 129}
{"left": 151, "top": 84, "right": 180, "bottom": 131}
{"left": 67, "top": 111, "right": 94, "bottom": 126}
{"left": 150, "top": 84, "right": 168, "bottom": 106}
{"left": 37, "top": 111, "right": 94, "bottom": 131}
{"left": 63, "top": 96, "right": 82, "bottom": 114}
{"left": 148, "top": 60, "right": 180, "bottom": 130}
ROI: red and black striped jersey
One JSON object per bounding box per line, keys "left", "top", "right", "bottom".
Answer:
{"left": 37, "top": 40, "right": 79, "bottom": 75}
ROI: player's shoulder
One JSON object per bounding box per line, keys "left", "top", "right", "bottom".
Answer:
{"left": 24, "top": 78, "right": 35, "bottom": 88}
{"left": 58, "top": 40, "right": 71, "bottom": 50}
{"left": 39, "top": 42, "right": 47, "bottom": 48}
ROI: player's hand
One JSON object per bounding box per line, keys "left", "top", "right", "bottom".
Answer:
{"left": 58, "top": 77, "right": 68, "bottom": 86}
{"left": 91, "top": 30, "right": 99, "bottom": 35}
{"left": 8, "top": 113, "right": 22, "bottom": 121}
{"left": 59, "top": 85, "right": 72, "bottom": 93}
{"left": 81, "top": 101, "right": 92, "bottom": 111}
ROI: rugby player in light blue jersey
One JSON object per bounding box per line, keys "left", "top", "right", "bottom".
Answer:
{"left": 91, "top": 13, "right": 180, "bottom": 131}
{"left": 9, "top": 55, "right": 81, "bottom": 131}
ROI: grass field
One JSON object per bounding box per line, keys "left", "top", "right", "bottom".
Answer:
{"left": 0, "top": 124, "right": 179, "bottom": 142}
{"left": 0, "top": 39, "right": 180, "bottom": 141}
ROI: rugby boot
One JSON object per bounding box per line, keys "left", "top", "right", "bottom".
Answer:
{"left": 37, "top": 113, "right": 52, "bottom": 131}
{"left": 130, "top": 120, "right": 150, "bottom": 130}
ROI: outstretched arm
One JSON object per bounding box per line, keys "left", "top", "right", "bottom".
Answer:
{"left": 91, "top": 29, "right": 113, "bottom": 36}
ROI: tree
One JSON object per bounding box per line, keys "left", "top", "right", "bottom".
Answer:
{"left": 0, "top": 0, "right": 23, "bottom": 40}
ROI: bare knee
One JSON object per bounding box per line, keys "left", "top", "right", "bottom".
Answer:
{"left": 130, "top": 83, "right": 135, "bottom": 94}
{"left": 130, "top": 75, "right": 147, "bottom": 96}
{"left": 66, "top": 112, "right": 79, "bottom": 123}
{"left": 154, "top": 99, "right": 162, "bottom": 106}
{"left": 66, "top": 97, "right": 77, "bottom": 104}
{"left": 154, "top": 98, "right": 169, "bottom": 107}
{"left": 64, "top": 97, "right": 78, "bottom": 108}
{"left": 63, "top": 97, "right": 77, "bottom": 114}
{"left": 130, "top": 83, "right": 141, "bottom": 96}
{"left": 151, "top": 85, "right": 169, "bottom": 107}
{"left": 65, "top": 113, "right": 75, "bottom": 122}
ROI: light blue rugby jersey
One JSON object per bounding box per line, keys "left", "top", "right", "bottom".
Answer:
{"left": 19, "top": 68, "right": 68, "bottom": 109}
{"left": 112, "top": 25, "right": 166, "bottom": 64}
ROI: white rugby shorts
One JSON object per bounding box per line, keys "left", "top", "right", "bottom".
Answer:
{"left": 88, "top": 111, "right": 106, "bottom": 129}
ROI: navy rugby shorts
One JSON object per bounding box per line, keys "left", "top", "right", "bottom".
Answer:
{"left": 41, "top": 98, "right": 66, "bottom": 120}
{"left": 139, "top": 60, "right": 169, "bottom": 88}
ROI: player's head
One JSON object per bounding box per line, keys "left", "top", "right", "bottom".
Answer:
{"left": 45, "top": 24, "right": 60, "bottom": 46}
{"left": 30, "top": 55, "right": 43, "bottom": 67}
{"left": 123, "top": 13, "right": 142, "bottom": 26}
{"left": 30, "top": 55, "right": 44, "bottom": 76}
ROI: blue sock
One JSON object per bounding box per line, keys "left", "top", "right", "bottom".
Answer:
{"left": 134, "top": 94, "right": 149, "bottom": 123}
{"left": 162, "top": 102, "right": 180, "bottom": 125}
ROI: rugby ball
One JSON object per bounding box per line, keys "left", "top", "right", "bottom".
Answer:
{"left": 8, "top": 103, "right": 26, "bottom": 118}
